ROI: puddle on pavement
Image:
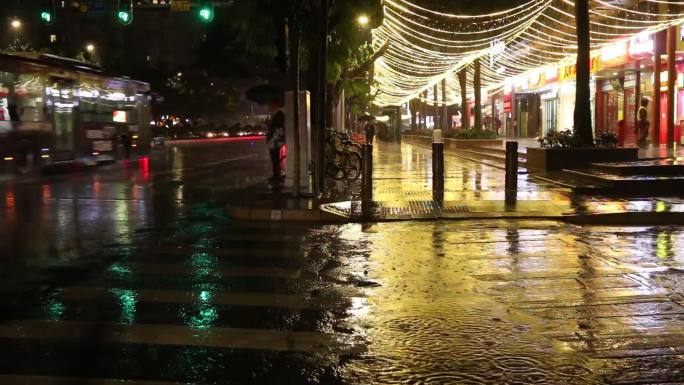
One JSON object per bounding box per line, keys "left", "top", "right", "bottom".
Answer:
{"left": 324, "top": 221, "right": 684, "bottom": 384}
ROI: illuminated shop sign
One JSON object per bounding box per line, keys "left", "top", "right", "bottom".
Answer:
{"left": 629, "top": 33, "right": 653, "bottom": 57}
{"left": 544, "top": 66, "right": 558, "bottom": 83}
{"left": 600, "top": 41, "right": 628, "bottom": 66}
{"left": 113, "top": 110, "right": 127, "bottom": 123}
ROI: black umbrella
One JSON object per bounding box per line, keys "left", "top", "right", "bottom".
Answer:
{"left": 245, "top": 84, "right": 283, "bottom": 106}
{"left": 358, "top": 114, "right": 376, "bottom": 122}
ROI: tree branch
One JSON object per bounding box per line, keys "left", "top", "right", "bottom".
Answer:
{"left": 343, "top": 40, "right": 390, "bottom": 80}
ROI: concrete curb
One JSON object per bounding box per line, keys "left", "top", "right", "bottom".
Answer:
{"left": 564, "top": 212, "right": 684, "bottom": 226}
{"left": 227, "top": 200, "right": 684, "bottom": 225}
{"left": 226, "top": 203, "right": 347, "bottom": 222}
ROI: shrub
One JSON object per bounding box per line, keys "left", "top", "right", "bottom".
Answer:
{"left": 404, "top": 129, "right": 433, "bottom": 137}
{"left": 595, "top": 131, "right": 618, "bottom": 148}
{"left": 444, "top": 129, "right": 499, "bottom": 140}
{"left": 538, "top": 129, "right": 579, "bottom": 148}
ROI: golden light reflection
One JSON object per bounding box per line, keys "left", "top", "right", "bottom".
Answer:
{"left": 114, "top": 198, "right": 130, "bottom": 236}
{"left": 655, "top": 231, "right": 674, "bottom": 260}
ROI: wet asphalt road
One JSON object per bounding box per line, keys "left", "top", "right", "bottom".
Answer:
{"left": 1, "top": 139, "right": 684, "bottom": 384}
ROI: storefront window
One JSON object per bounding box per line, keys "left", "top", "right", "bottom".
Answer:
{"left": 543, "top": 98, "right": 557, "bottom": 135}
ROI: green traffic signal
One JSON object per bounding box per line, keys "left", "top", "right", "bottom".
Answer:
{"left": 198, "top": 5, "right": 214, "bottom": 23}
{"left": 40, "top": 11, "right": 53, "bottom": 24}
{"left": 117, "top": 0, "right": 133, "bottom": 25}
{"left": 40, "top": 0, "right": 55, "bottom": 25}
{"left": 117, "top": 11, "right": 132, "bottom": 25}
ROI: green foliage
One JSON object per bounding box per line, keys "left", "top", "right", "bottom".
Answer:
{"left": 405, "top": 128, "right": 499, "bottom": 140}
{"left": 539, "top": 129, "right": 580, "bottom": 148}
{"left": 595, "top": 131, "right": 618, "bottom": 147}
{"left": 3, "top": 38, "right": 36, "bottom": 53}
{"left": 405, "top": 129, "right": 434, "bottom": 137}
{"left": 342, "top": 43, "right": 377, "bottom": 115}
{"left": 326, "top": 2, "right": 383, "bottom": 84}
{"left": 444, "top": 129, "right": 499, "bottom": 139}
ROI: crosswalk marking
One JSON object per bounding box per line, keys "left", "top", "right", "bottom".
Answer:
{"left": 139, "top": 246, "right": 305, "bottom": 258}
{"left": 112, "top": 263, "right": 304, "bottom": 279}
{"left": 58, "top": 287, "right": 343, "bottom": 309}
{"left": 0, "top": 320, "right": 346, "bottom": 352}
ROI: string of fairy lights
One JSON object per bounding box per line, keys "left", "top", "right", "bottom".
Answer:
{"left": 372, "top": 0, "right": 684, "bottom": 107}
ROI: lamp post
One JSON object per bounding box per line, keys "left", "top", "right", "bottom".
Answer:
{"left": 9, "top": 18, "right": 22, "bottom": 49}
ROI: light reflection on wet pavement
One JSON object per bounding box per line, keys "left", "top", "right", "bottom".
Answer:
{"left": 325, "top": 142, "right": 684, "bottom": 220}
{"left": 0, "top": 140, "right": 684, "bottom": 383}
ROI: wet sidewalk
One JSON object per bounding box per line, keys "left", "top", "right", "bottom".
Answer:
{"left": 322, "top": 141, "right": 684, "bottom": 223}
{"left": 2, "top": 139, "right": 684, "bottom": 383}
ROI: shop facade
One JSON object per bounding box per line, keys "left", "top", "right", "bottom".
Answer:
{"left": 498, "top": 25, "right": 684, "bottom": 145}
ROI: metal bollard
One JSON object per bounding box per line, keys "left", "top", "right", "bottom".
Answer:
{"left": 432, "top": 130, "right": 444, "bottom": 204}
{"left": 505, "top": 141, "right": 518, "bottom": 204}
{"left": 362, "top": 144, "right": 373, "bottom": 216}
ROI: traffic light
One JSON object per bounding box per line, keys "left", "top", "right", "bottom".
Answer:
{"left": 197, "top": 1, "right": 214, "bottom": 23}
{"left": 117, "top": 0, "right": 133, "bottom": 26}
{"left": 40, "top": 0, "right": 55, "bottom": 25}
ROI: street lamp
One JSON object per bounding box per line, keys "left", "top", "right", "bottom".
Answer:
{"left": 357, "top": 15, "right": 369, "bottom": 27}
{"left": 86, "top": 43, "right": 95, "bottom": 53}
{"left": 10, "top": 19, "right": 22, "bottom": 30}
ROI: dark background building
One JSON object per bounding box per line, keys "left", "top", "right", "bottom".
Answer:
{"left": 0, "top": 0, "right": 267, "bottom": 124}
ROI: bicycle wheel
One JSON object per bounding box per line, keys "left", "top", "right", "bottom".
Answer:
{"left": 343, "top": 151, "right": 362, "bottom": 182}
{"left": 343, "top": 142, "right": 362, "bottom": 154}
{"left": 326, "top": 151, "right": 347, "bottom": 181}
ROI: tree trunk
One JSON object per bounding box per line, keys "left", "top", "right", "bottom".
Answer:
{"left": 288, "top": 15, "right": 301, "bottom": 196}
{"left": 573, "top": 0, "right": 593, "bottom": 146}
{"left": 667, "top": 26, "right": 676, "bottom": 147}
{"left": 433, "top": 84, "right": 439, "bottom": 130}
{"left": 653, "top": 30, "right": 665, "bottom": 145}
{"left": 458, "top": 68, "right": 469, "bottom": 130}
{"left": 442, "top": 78, "right": 448, "bottom": 130}
{"left": 315, "top": 0, "right": 329, "bottom": 196}
{"left": 474, "top": 59, "right": 482, "bottom": 130}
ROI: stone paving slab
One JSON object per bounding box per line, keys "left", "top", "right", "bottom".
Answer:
{"left": 224, "top": 141, "right": 684, "bottom": 223}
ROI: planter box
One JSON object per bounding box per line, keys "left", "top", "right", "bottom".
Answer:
{"left": 402, "top": 135, "right": 432, "bottom": 147}
{"left": 402, "top": 135, "right": 502, "bottom": 149}
{"left": 445, "top": 138, "right": 502, "bottom": 149}
{"left": 526, "top": 147, "right": 639, "bottom": 171}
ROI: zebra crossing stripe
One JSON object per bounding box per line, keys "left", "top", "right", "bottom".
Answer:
{"left": 58, "top": 287, "right": 335, "bottom": 309}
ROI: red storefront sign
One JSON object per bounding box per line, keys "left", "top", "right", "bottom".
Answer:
{"left": 503, "top": 93, "right": 512, "bottom": 113}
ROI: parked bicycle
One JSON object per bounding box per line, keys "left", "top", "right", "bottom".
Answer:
{"left": 325, "top": 129, "right": 362, "bottom": 182}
